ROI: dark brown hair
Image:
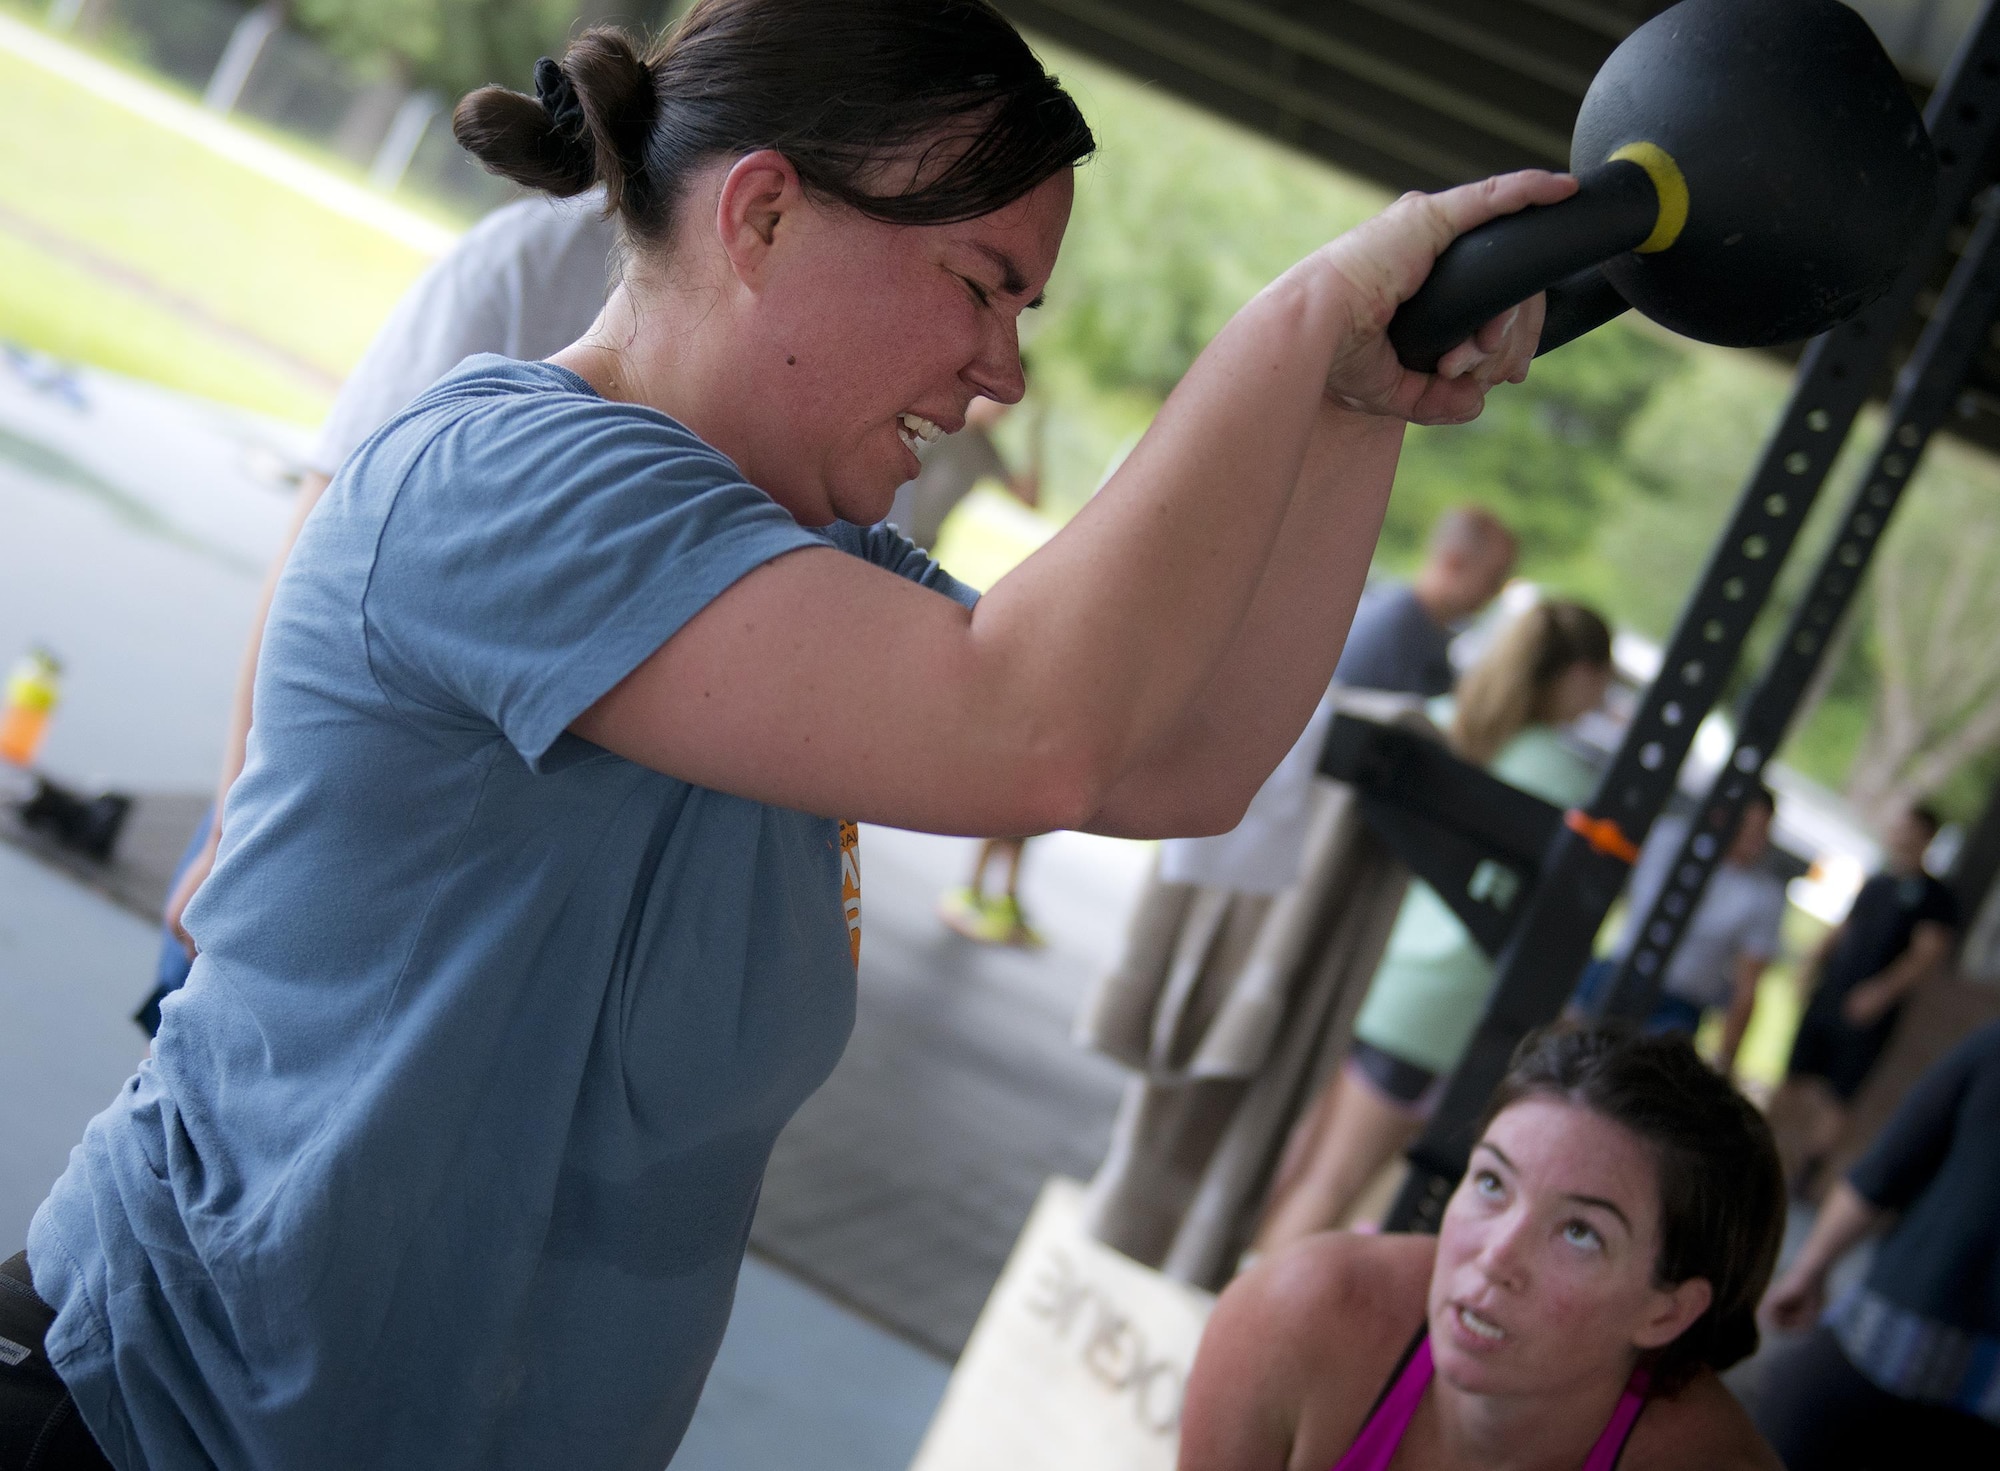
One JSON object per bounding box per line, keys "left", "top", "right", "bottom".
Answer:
{"left": 453, "top": 0, "right": 1094, "bottom": 247}
{"left": 1480, "top": 1022, "right": 1785, "bottom": 1394}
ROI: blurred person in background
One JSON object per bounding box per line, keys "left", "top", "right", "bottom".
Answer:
{"left": 1575, "top": 783, "right": 1786, "bottom": 1072}
{"left": 1767, "top": 804, "right": 1958, "bottom": 1196}
{"left": 1252, "top": 600, "right": 1614, "bottom": 1256}
{"left": 1089, "top": 505, "right": 1515, "bottom": 963}
{"left": 916, "top": 391, "right": 1048, "bottom": 946}
{"left": 10, "top": 1, "right": 1567, "bottom": 1465}
{"left": 138, "top": 189, "right": 618, "bottom": 1034}
{"left": 1755, "top": 1017, "right": 2000, "bottom": 1467}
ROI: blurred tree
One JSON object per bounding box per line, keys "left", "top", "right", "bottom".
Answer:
{"left": 288, "top": 0, "right": 596, "bottom": 97}
{"left": 1843, "top": 439, "right": 2000, "bottom": 821}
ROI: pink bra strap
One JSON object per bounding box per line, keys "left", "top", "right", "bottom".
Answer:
{"left": 1580, "top": 1369, "right": 1651, "bottom": 1471}
{"left": 1329, "top": 1335, "right": 1433, "bottom": 1471}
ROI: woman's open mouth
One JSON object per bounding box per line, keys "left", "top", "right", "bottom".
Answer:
{"left": 1452, "top": 1303, "right": 1508, "bottom": 1345}
{"left": 897, "top": 412, "right": 946, "bottom": 456}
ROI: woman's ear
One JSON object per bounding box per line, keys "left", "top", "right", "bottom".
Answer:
{"left": 1632, "top": 1276, "right": 1713, "bottom": 1352}
{"left": 714, "top": 149, "right": 805, "bottom": 285}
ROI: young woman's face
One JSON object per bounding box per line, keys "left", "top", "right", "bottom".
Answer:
{"left": 1426, "top": 1097, "right": 1711, "bottom": 1400}
{"left": 740, "top": 167, "right": 1072, "bottom": 526}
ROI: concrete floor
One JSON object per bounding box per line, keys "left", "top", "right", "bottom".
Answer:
{"left": 0, "top": 352, "right": 1149, "bottom": 1466}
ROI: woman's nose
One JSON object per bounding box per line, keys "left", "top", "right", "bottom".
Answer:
{"left": 1475, "top": 1214, "right": 1532, "bottom": 1291}
{"left": 967, "top": 314, "right": 1026, "bottom": 405}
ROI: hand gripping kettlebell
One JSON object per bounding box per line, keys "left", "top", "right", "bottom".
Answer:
{"left": 1388, "top": 0, "right": 1938, "bottom": 371}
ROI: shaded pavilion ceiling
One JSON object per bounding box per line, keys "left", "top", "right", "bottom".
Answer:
{"left": 994, "top": 0, "right": 2000, "bottom": 450}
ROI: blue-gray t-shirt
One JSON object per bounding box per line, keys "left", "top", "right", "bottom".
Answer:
{"left": 29, "top": 357, "right": 975, "bottom": 1471}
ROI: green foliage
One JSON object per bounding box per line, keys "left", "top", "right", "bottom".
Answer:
{"left": 1028, "top": 54, "right": 1384, "bottom": 399}
{"left": 289, "top": 0, "right": 580, "bottom": 97}
{"left": 1388, "top": 322, "right": 1685, "bottom": 572}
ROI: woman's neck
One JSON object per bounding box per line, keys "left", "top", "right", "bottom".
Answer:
{"left": 1411, "top": 1358, "right": 1636, "bottom": 1471}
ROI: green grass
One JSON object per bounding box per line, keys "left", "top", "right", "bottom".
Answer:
{"left": 0, "top": 228, "right": 330, "bottom": 421}
{"left": 0, "top": 40, "right": 434, "bottom": 418}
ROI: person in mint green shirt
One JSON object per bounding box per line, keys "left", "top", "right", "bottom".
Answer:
{"left": 1255, "top": 600, "right": 1613, "bottom": 1254}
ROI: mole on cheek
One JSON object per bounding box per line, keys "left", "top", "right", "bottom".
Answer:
{"left": 786, "top": 355, "right": 797, "bottom": 366}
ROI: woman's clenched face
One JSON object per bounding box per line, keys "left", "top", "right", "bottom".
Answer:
{"left": 1426, "top": 1097, "right": 1712, "bottom": 1401}
{"left": 731, "top": 167, "right": 1071, "bottom": 526}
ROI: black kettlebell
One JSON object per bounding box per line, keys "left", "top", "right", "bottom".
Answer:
{"left": 1388, "top": 0, "right": 1937, "bottom": 372}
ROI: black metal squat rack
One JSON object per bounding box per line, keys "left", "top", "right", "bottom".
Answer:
{"left": 1310, "top": 3, "right": 2000, "bottom": 1234}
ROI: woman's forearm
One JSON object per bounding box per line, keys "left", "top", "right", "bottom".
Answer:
{"left": 1085, "top": 401, "right": 1404, "bottom": 834}
{"left": 1790, "top": 1181, "right": 1883, "bottom": 1283}
{"left": 969, "top": 266, "right": 1353, "bottom": 809}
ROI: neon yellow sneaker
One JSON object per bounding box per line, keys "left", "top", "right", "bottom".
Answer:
{"left": 937, "top": 889, "right": 1043, "bottom": 947}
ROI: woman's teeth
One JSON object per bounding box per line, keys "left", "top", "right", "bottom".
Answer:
{"left": 898, "top": 412, "right": 945, "bottom": 454}
{"left": 1457, "top": 1305, "right": 1506, "bottom": 1342}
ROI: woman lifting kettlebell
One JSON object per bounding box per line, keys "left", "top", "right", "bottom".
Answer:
{"left": 10, "top": 2, "right": 1562, "bottom": 1467}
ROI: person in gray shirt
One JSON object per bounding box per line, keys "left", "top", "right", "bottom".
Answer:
{"left": 1600, "top": 784, "right": 1788, "bottom": 1074}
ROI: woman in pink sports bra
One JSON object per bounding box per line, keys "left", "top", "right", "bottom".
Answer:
{"left": 1180, "top": 1024, "right": 1786, "bottom": 1470}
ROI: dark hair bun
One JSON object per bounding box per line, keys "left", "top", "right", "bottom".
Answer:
{"left": 453, "top": 28, "right": 658, "bottom": 210}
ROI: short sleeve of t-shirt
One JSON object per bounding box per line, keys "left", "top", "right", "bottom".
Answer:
{"left": 358, "top": 358, "right": 830, "bottom": 768}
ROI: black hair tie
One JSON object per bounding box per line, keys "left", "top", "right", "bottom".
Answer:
{"left": 533, "top": 56, "right": 587, "bottom": 143}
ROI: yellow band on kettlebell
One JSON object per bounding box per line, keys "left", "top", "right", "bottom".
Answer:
{"left": 1609, "top": 141, "right": 1688, "bottom": 254}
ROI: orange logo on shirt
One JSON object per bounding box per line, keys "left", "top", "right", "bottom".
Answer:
{"left": 839, "top": 820, "right": 862, "bottom": 967}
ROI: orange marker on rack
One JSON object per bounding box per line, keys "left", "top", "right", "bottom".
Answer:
{"left": 1, "top": 648, "right": 62, "bottom": 767}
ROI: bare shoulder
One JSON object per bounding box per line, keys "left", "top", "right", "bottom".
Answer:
{"left": 1622, "top": 1370, "right": 1782, "bottom": 1471}
{"left": 1250, "top": 1231, "right": 1434, "bottom": 1338}
{"left": 1182, "top": 1234, "right": 1432, "bottom": 1471}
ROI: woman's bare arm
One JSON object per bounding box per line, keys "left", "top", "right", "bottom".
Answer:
{"left": 577, "top": 174, "right": 1571, "bottom": 837}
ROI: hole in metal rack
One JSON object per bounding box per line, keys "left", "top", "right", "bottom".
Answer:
{"left": 1898, "top": 423, "right": 1921, "bottom": 447}
{"left": 1723, "top": 577, "right": 1745, "bottom": 600}
{"left": 1743, "top": 534, "right": 1769, "bottom": 558}
{"left": 1736, "top": 746, "right": 1761, "bottom": 770}
{"left": 1663, "top": 701, "right": 1683, "bottom": 726}
{"left": 1765, "top": 493, "right": 1788, "bottom": 516}
{"left": 1807, "top": 409, "right": 1832, "bottom": 432}
{"left": 1884, "top": 454, "right": 1907, "bottom": 476}
{"left": 1704, "top": 619, "right": 1726, "bottom": 642}
{"left": 1640, "top": 742, "right": 1665, "bottom": 769}
{"left": 1692, "top": 834, "right": 1717, "bottom": 861}
{"left": 1856, "top": 513, "right": 1877, "bottom": 535}
{"left": 1870, "top": 484, "right": 1891, "bottom": 506}
{"left": 1664, "top": 893, "right": 1688, "bottom": 919}
{"left": 1682, "top": 660, "right": 1705, "bottom": 685}
{"left": 1840, "top": 543, "right": 1863, "bottom": 566}
{"left": 1785, "top": 451, "right": 1811, "bottom": 474}
{"left": 1796, "top": 631, "right": 1820, "bottom": 655}
{"left": 1636, "top": 951, "right": 1658, "bottom": 976}
{"left": 1828, "top": 572, "right": 1851, "bottom": 596}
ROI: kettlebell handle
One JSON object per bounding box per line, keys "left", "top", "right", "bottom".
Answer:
{"left": 1388, "top": 157, "right": 1677, "bottom": 372}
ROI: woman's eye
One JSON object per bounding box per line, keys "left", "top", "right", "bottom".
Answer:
{"left": 1561, "top": 1220, "right": 1604, "bottom": 1251}
{"left": 959, "top": 275, "right": 992, "bottom": 308}
{"left": 1473, "top": 1170, "right": 1503, "bottom": 1198}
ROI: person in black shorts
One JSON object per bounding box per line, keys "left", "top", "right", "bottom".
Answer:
{"left": 1754, "top": 1019, "right": 2000, "bottom": 1468}
{"left": 1769, "top": 805, "right": 1958, "bottom": 1194}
